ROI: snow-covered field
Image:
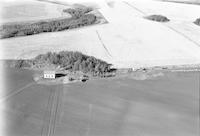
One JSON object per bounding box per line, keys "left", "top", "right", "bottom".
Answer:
{"left": 1, "top": 0, "right": 200, "bottom": 68}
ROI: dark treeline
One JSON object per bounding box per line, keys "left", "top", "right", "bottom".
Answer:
{"left": 194, "top": 18, "right": 200, "bottom": 26}
{"left": 14, "top": 51, "right": 113, "bottom": 75}
{"left": 63, "top": 7, "right": 93, "bottom": 19}
{"left": 0, "top": 14, "right": 96, "bottom": 39}
{"left": 145, "top": 15, "right": 170, "bottom": 22}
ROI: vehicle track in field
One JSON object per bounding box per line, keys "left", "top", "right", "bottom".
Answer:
{"left": 0, "top": 82, "right": 35, "bottom": 103}
{"left": 41, "top": 85, "right": 63, "bottom": 136}
{"left": 96, "top": 30, "right": 113, "bottom": 58}
{"left": 164, "top": 25, "right": 200, "bottom": 47}
{"left": 123, "top": 1, "right": 147, "bottom": 15}
{"left": 123, "top": 1, "right": 200, "bottom": 48}
{"left": 36, "top": 0, "right": 69, "bottom": 6}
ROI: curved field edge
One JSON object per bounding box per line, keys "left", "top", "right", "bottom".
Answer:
{"left": 0, "top": 5, "right": 107, "bottom": 39}
{"left": 0, "top": 15, "right": 94, "bottom": 39}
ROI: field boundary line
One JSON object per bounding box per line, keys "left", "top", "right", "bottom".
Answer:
{"left": 160, "top": 0, "right": 200, "bottom": 6}
{"left": 86, "top": 104, "right": 93, "bottom": 136}
{"left": 41, "top": 88, "right": 55, "bottom": 136}
{"left": 96, "top": 30, "right": 113, "bottom": 58}
{"left": 164, "top": 25, "right": 200, "bottom": 47}
{"left": 36, "top": 0, "right": 69, "bottom": 6}
{"left": 50, "top": 86, "right": 62, "bottom": 136}
{"left": 47, "top": 89, "right": 56, "bottom": 136}
{"left": 0, "top": 82, "right": 35, "bottom": 103}
{"left": 41, "top": 86, "right": 63, "bottom": 136}
{"left": 123, "top": 1, "right": 147, "bottom": 15}
{"left": 123, "top": 1, "right": 200, "bottom": 48}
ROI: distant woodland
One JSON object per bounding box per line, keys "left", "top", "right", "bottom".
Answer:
{"left": 13, "top": 51, "right": 113, "bottom": 76}
{"left": 0, "top": 6, "right": 97, "bottom": 39}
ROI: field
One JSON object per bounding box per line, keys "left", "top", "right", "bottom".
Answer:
{"left": 1, "top": 0, "right": 200, "bottom": 68}
{"left": 1, "top": 1, "right": 200, "bottom": 136}
{"left": 0, "top": 0, "right": 70, "bottom": 24}
{"left": 0, "top": 67, "right": 199, "bottom": 136}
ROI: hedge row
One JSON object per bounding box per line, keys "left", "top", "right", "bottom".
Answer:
{"left": 0, "top": 14, "right": 96, "bottom": 39}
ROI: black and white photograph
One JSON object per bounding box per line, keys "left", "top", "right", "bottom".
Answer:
{"left": 0, "top": 0, "right": 200, "bottom": 135}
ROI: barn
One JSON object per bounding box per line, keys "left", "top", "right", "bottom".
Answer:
{"left": 43, "top": 71, "right": 55, "bottom": 79}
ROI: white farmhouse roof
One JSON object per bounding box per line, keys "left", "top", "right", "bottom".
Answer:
{"left": 43, "top": 70, "right": 56, "bottom": 79}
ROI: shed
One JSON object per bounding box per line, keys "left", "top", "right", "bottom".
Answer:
{"left": 43, "top": 71, "right": 55, "bottom": 79}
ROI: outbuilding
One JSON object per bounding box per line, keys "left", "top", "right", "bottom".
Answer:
{"left": 43, "top": 71, "right": 55, "bottom": 79}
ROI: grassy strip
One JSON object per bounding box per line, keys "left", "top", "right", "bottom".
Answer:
{"left": 0, "top": 14, "right": 96, "bottom": 39}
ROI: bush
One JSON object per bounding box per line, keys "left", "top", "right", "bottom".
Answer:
{"left": 194, "top": 18, "right": 200, "bottom": 26}
{"left": 14, "top": 60, "right": 31, "bottom": 68}
{"left": 145, "top": 15, "right": 170, "bottom": 22}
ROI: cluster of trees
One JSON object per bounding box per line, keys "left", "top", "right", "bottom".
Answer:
{"left": 0, "top": 14, "right": 96, "bottom": 39}
{"left": 194, "top": 18, "right": 200, "bottom": 26}
{"left": 145, "top": 15, "right": 170, "bottom": 22}
{"left": 63, "top": 7, "right": 93, "bottom": 19}
{"left": 14, "top": 51, "right": 112, "bottom": 75}
{"left": 13, "top": 59, "right": 31, "bottom": 68}
{"left": 145, "top": 15, "right": 200, "bottom": 26}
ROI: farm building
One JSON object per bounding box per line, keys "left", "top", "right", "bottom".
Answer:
{"left": 43, "top": 70, "right": 55, "bottom": 79}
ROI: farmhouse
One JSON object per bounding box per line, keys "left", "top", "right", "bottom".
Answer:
{"left": 43, "top": 71, "right": 55, "bottom": 79}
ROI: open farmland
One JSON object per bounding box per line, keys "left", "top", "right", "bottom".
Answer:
{"left": 125, "top": 0, "right": 200, "bottom": 46}
{"left": 1, "top": 0, "right": 200, "bottom": 68}
{"left": 1, "top": 1, "right": 200, "bottom": 136}
{"left": 0, "top": 0, "right": 105, "bottom": 39}
{"left": 1, "top": 67, "right": 199, "bottom": 136}
{"left": 0, "top": 0, "right": 70, "bottom": 24}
